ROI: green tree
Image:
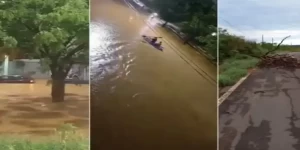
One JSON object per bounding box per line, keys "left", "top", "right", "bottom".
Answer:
{"left": 0, "top": 25, "right": 17, "bottom": 48}
{"left": 150, "top": 0, "right": 189, "bottom": 26}
{"left": 0, "top": 0, "right": 89, "bottom": 102}
{"left": 182, "top": 13, "right": 216, "bottom": 42}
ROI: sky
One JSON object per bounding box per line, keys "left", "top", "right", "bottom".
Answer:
{"left": 219, "top": 0, "right": 300, "bottom": 44}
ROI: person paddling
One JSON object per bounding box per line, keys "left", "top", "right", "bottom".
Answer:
{"left": 151, "top": 37, "right": 158, "bottom": 43}
{"left": 156, "top": 41, "right": 162, "bottom": 47}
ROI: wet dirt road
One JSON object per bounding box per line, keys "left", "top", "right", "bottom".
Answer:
{"left": 90, "top": 0, "right": 217, "bottom": 149}
{"left": 219, "top": 68, "right": 300, "bottom": 150}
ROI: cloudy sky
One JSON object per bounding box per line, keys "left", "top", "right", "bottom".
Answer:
{"left": 219, "top": 0, "right": 300, "bottom": 44}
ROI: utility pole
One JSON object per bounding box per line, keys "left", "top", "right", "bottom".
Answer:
{"left": 271, "top": 38, "right": 274, "bottom": 48}
{"left": 261, "top": 34, "right": 264, "bottom": 45}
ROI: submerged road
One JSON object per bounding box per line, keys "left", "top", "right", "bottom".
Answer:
{"left": 90, "top": 0, "right": 217, "bottom": 149}
{"left": 219, "top": 67, "right": 300, "bottom": 150}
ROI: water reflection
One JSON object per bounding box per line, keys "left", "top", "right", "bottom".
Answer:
{"left": 90, "top": 23, "right": 121, "bottom": 78}
{"left": 90, "top": 20, "right": 137, "bottom": 98}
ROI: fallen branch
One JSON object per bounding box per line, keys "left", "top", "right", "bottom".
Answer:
{"left": 262, "top": 35, "right": 291, "bottom": 57}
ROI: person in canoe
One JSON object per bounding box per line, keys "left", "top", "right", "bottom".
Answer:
{"left": 142, "top": 35, "right": 163, "bottom": 49}
{"left": 150, "top": 37, "right": 158, "bottom": 44}
{"left": 142, "top": 35, "right": 161, "bottom": 43}
{"left": 156, "top": 41, "right": 162, "bottom": 47}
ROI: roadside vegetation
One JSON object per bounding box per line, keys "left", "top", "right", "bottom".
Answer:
{"left": 140, "top": 0, "right": 217, "bottom": 60}
{"left": 0, "top": 124, "right": 88, "bottom": 150}
{"left": 219, "top": 28, "right": 298, "bottom": 87}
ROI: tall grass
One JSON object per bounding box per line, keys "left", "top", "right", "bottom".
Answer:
{"left": 0, "top": 124, "right": 88, "bottom": 150}
{"left": 219, "top": 54, "right": 258, "bottom": 87}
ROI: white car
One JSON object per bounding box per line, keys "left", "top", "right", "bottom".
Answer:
{"left": 150, "top": 13, "right": 158, "bottom": 18}
{"left": 133, "top": 0, "right": 145, "bottom": 7}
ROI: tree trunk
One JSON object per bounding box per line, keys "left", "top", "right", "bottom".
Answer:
{"left": 51, "top": 77, "right": 65, "bottom": 102}
{"left": 162, "top": 21, "right": 168, "bottom": 27}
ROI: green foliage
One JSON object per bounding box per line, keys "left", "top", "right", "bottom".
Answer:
{"left": 219, "top": 69, "right": 247, "bottom": 87}
{"left": 196, "top": 33, "right": 217, "bottom": 58}
{"left": 2, "top": 36, "right": 18, "bottom": 48}
{"left": 145, "top": 0, "right": 217, "bottom": 59}
{"left": 219, "top": 28, "right": 297, "bottom": 87}
{"left": 0, "top": 124, "right": 88, "bottom": 150}
{"left": 0, "top": 23, "right": 17, "bottom": 48}
{"left": 218, "top": 30, "right": 261, "bottom": 87}
{"left": 0, "top": 0, "right": 89, "bottom": 78}
{"left": 219, "top": 29, "right": 255, "bottom": 61}
{"left": 277, "top": 45, "right": 300, "bottom": 52}
{"left": 182, "top": 14, "right": 216, "bottom": 38}
{"left": 220, "top": 54, "right": 259, "bottom": 72}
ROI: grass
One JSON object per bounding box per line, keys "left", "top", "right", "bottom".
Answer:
{"left": 278, "top": 46, "right": 300, "bottom": 52}
{"left": 219, "top": 54, "right": 259, "bottom": 87}
{"left": 219, "top": 48, "right": 299, "bottom": 87}
{"left": 0, "top": 124, "right": 89, "bottom": 150}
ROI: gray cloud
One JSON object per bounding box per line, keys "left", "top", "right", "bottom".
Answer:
{"left": 219, "top": 0, "right": 300, "bottom": 44}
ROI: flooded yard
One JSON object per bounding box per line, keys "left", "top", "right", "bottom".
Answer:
{"left": 0, "top": 80, "right": 89, "bottom": 137}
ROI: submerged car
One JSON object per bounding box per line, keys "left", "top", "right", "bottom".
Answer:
{"left": 0, "top": 75, "right": 34, "bottom": 83}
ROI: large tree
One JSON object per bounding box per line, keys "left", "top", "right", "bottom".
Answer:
{"left": 0, "top": 0, "right": 89, "bottom": 102}
{"left": 149, "top": 0, "right": 189, "bottom": 26}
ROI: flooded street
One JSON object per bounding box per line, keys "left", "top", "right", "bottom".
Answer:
{"left": 90, "top": 0, "right": 217, "bottom": 149}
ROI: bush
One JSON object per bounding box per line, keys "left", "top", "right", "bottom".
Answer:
{"left": 218, "top": 28, "right": 259, "bottom": 62}
{"left": 219, "top": 55, "right": 259, "bottom": 87}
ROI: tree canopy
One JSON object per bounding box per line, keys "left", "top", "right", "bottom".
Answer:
{"left": 0, "top": 0, "right": 89, "bottom": 102}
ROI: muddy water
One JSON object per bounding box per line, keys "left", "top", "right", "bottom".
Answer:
{"left": 0, "top": 80, "right": 89, "bottom": 136}
{"left": 90, "top": 0, "right": 217, "bottom": 149}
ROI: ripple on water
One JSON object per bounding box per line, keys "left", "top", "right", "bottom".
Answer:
{"left": 90, "top": 21, "right": 136, "bottom": 95}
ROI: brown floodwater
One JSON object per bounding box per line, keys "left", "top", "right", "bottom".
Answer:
{"left": 90, "top": 0, "right": 217, "bottom": 149}
{"left": 0, "top": 80, "right": 89, "bottom": 137}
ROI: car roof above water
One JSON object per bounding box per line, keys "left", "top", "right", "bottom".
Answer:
{"left": 0, "top": 75, "right": 30, "bottom": 78}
